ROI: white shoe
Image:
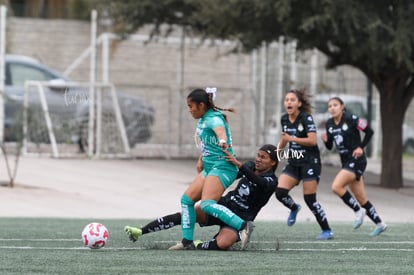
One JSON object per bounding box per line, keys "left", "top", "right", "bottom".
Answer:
{"left": 240, "top": 221, "right": 254, "bottom": 250}
{"left": 370, "top": 223, "right": 387, "bottom": 237}
{"left": 353, "top": 208, "right": 366, "bottom": 229}
{"left": 168, "top": 241, "right": 195, "bottom": 250}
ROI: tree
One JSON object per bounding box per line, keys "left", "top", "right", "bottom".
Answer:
{"left": 99, "top": 0, "right": 414, "bottom": 188}
{"left": 282, "top": 0, "right": 414, "bottom": 190}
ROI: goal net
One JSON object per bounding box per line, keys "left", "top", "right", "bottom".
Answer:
{"left": 21, "top": 81, "right": 130, "bottom": 157}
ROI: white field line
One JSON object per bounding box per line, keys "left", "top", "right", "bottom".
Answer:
{"left": 0, "top": 246, "right": 412, "bottom": 252}
{"left": 0, "top": 246, "right": 139, "bottom": 250}
{"left": 252, "top": 240, "right": 414, "bottom": 244}
{"left": 0, "top": 239, "right": 413, "bottom": 252}
{"left": 1, "top": 239, "right": 413, "bottom": 245}
{"left": 280, "top": 248, "right": 414, "bottom": 252}
{"left": 0, "top": 238, "right": 80, "bottom": 241}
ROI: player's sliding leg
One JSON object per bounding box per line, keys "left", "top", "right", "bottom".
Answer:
{"left": 196, "top": 227, "right": 239, "bottom": 250}
{"left": 124, "top": 212, "right": 181, "bottom": 242}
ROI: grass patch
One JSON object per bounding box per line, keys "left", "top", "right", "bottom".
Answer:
{"left": 0, "top": 218, "right": 412, "bottom": 274}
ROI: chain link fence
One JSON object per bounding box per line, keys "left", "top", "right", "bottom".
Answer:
{"left": 3, "top": 15, "right": 414, "bottom": 159}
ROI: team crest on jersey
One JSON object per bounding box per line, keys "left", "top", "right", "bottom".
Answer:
{"left": 342, "top": 123, "right": 348, "bottom": 131}
{"left": 334, "top": 134, "right": 343, "bottom": 146}
{"left": 298, "top": 123, "right": 304, "bottom": 132}
{"left": 237, "top": 183, "right": 250, "bottom": 197}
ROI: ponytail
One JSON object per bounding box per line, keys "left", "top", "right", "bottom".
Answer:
{"left": 188, "top": 88, "right": 235, "bottom": 122}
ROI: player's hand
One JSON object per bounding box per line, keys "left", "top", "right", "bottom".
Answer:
{"left": 352, "top": 147, "right": 363, "bottom": 158}
{"left": 224, "top": 150, "right": 241, "bottom": 168}
{"left": 281, "top": 132, "right": 292, "bottom": 143}
{"left": 218, "top": 139, "right": 229, "bottom": 150}
{"left": 321, "top": 132, "right": 327, "bottom": 142}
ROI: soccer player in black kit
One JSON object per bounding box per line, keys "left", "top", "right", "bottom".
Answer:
{"left": 321, "top": 97, "right": 387, "bottom": 236}
{"left": 124, "top": 144, "right": 278, "bottom": 250}
{"left": 274, "top": 89, "right": 334, "bottom": 240}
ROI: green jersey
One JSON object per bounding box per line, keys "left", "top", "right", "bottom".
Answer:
{"left": 196, "top": 109, "right": 235, "bottom": 168}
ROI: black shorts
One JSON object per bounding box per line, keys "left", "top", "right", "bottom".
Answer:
{"left": 282, "top": 163, "right": 321, "bottom": 183}
{"left": 342, "top": 157, "right": 367, "bottom": 181}
{"left": 199, "top": 214, "right": 225, "bottom": 227}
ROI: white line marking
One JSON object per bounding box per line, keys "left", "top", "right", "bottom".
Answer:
{"left": 0, "top": 246, "right": 146, "bottom": 250}
{"left": 252, "top": 241, "right": 414, "bottom": 244}
{"left": 0, "top": 239, "right": 79, "bottom": 242}
{"left": 1, "top": 239, "right": 413, "bottom": 245}
{"left": 281, "top": 248, "right": 414, "bottom": 252}
{"left": 0, "top": 246, "right": 412, "bottom": 252}
{"left": 1, "top": 239, "right": 412, "bottom": 252}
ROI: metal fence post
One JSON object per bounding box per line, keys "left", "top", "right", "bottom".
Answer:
{"left": 0, "top": 5, "right": 7, "bottom": 143}
{"left": 88, "top": 9, "right": 97, "bottom": 157}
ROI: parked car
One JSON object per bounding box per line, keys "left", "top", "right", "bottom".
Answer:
{"left": 312, "top": 94, "right": 414, "bottom": 154}
{"left": 3, "top": 54, "right": 155, "bottom": 151}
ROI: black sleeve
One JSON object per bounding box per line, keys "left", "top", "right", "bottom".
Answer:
{"left": 324, "top": 123, "right": 334, "bottom": 150}
{"left": 304, "top": 114, "right": 317, "bottom": 133}
{"left": 360, "top": 125, "right": 374, "bottom": 148}
{"left": 238, "top": 162, "right": 272, "bottom": 188}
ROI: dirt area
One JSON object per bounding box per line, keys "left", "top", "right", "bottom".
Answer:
{"left": 0, "top": 156, "right": 413, "bottom": 224}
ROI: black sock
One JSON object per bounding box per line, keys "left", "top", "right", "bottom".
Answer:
{"left": 141, "top": 212, "right": 181, "bottom": 234}
{"left": 362, "top": 201, "right": 382, "bottom": 224}
{"left": 182, "top": 238, "right": 194, "bottom": 246}
{"left": 275, "top": 187, "right": 298, "bottom": 210}
{"left": 241, "top": 221, "right": 246, "bottom": 230}
{"left": 340, "top": 191, "right": 361, "bottom": 212}
{"left": 304, "top": 193, "right": 331, "bottom": 231}
{"left": 197, "top": 239, "right": 222, "bottom": 250}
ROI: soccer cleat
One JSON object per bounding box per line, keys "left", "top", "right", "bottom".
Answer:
{"left": 124, "top": 226, "right": 142, "bottom": 242}
{"left": 168, "top": 240, "right": 195, "bottom": 250}
{"left": 193, "top": 240, "right": 204, "bottom": 249}
{"left": 240, "top": 221, "right": 255, "bottom": 250}
{"left": 318, "top": 230, "right": 334, "bottom": 240}
{"left": 287, "top": 204, "right": 301, "bottom": 226}
{"left": 353, "top": 208, "right": 366, "bottom": 229}
{"left": 370, "top": 223, "right": 387, "bottom": 237}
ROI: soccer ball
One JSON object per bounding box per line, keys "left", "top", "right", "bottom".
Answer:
{"left": 81, "top": 222, "right": 109, "bottom": 249}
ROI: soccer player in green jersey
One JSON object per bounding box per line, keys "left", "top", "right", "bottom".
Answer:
{"left": 124, "top": 144, "right": 278, "bottom": 250}
{"left": 169, "top": 87, "right": 253, "bottom": 250}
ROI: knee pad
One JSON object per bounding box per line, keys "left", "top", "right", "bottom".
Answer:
{"left": 275, "top": 187, "right": 289, "bottom": 202}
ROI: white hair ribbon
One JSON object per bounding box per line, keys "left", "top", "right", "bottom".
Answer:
{"left": 205, "top": 87, "right": 217, "bottom": 101}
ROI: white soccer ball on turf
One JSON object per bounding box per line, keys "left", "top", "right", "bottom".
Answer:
{"left": 81, "top": 222, "right": 109, "bottom": 249}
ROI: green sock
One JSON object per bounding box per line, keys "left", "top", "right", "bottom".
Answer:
{"left": 200, "top": 199, "right": 244, "bottom": 230}
{"left": 180, "top": 194, "right": 195, "bottom": 241}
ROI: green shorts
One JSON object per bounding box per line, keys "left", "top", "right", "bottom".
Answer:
{"left": 202, "top": 160, "right": 238, "bottom": 189}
